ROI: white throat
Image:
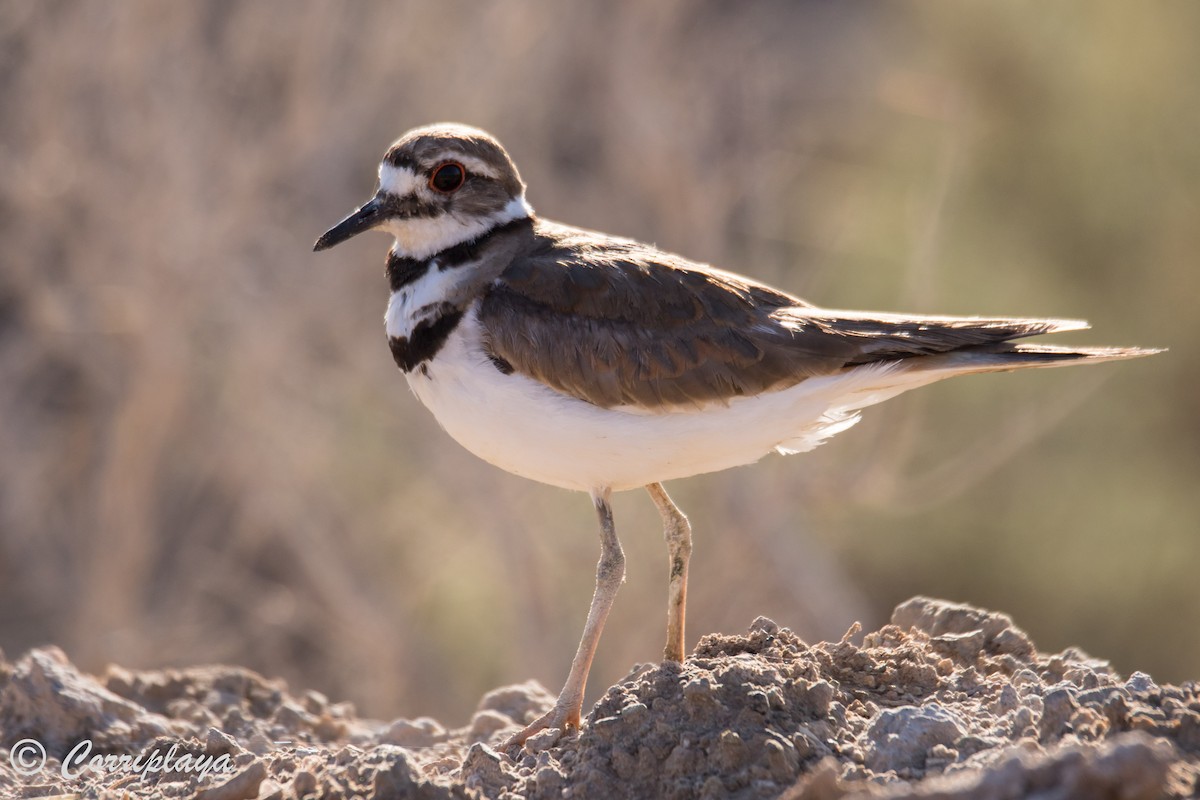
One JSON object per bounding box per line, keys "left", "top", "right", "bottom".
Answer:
{"left": 385, "top": 195, "right": 532, "bottom": 260}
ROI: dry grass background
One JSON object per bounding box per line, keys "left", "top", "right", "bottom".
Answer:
{"left": 0, "top": 1, "right": 1196, "bottom": 724}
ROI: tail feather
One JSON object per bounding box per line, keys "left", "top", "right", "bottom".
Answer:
{"left": 777, "top": 309, "right": 1097, "bottom": 365}
{"left": 770, "top": 323, "right": 1161, "bottom": 457}
{"left": 791, "top": 306, "right": 1162, "bottom": 374}
{"left": 813, "top": 341, "right": 1161, "bottom": 425}
{"left": 914, "top": 342, "right": 1164, "bottom": 375}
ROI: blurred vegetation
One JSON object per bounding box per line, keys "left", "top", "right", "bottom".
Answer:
{"left": 0, "top": 1, "right": 1195, "bottom": 724}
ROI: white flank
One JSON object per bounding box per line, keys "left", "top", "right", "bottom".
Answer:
{"left": 403, "top": 306, "right": 957, "bottom": 494}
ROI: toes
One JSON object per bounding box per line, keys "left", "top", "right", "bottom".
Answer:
{"left": 501, "top": 706, "right": 580, "bottom": 753}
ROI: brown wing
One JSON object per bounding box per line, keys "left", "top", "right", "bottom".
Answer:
{"left": 477, "top": 220, "right": 1086, "bottom": 408}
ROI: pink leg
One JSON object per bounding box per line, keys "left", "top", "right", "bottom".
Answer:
{"left": 646, "top": 482, "right": 691, "bottom": 662}
{"left": 505, "top": 487, "right": 624, "bottom": 749}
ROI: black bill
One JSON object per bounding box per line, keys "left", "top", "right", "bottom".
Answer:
{"left": 314, "top": 195, "right": 387, "bottom": 251}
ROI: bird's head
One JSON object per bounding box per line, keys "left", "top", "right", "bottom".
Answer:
{"left": 314, "top": 123, "right": 530, "bottom": 259}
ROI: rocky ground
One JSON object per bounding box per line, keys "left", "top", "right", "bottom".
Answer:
{"left": 1, "top": 597, "right": 1197, "bottom": 799}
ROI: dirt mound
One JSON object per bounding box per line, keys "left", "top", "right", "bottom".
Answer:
{"left": 1, "top": 597, "right": 1196, "bottom": 799}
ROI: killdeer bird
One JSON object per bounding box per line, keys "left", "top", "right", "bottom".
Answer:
{"left": 314, "top": 123, "right": 1157, "bottom": 748}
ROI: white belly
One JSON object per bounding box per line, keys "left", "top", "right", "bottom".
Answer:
{"left": 404, "top": 307, "right": 922, "bottom": 493}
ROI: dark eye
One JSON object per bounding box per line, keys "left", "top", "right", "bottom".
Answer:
{"left": 429, "top": 162, "right": 466, "bottom": 193}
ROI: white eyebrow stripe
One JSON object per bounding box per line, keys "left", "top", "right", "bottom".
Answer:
{"left": 430, "top": 152, "right": 499, "bottom": 180}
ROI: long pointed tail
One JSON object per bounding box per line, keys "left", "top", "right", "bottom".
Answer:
{"left": 913, "top": 342, "right": 1163, "bottom": 376}
{"left": 820, "top": 339, "right": 1161, "bottom": 424}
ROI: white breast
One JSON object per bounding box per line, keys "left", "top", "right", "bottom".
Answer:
{"left": 401, "top": 305, "right": 935, "bottom": 494}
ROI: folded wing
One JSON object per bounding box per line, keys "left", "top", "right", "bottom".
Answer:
{"left": 477, "top": 223, "right": 1142, "bottom": 409}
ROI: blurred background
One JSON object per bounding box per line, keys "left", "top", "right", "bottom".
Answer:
{"left": 0, "top": 1, "right": 1196, "bottom": 724}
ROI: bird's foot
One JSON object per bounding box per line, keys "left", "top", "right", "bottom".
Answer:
{"left": 502, "top": 702, "right": 581, "bottom": 754}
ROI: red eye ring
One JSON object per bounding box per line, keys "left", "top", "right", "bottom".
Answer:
{"left": 429, "top": 162, "right": 466, "bottom": 193}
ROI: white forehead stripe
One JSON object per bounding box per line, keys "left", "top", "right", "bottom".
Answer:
{"left": 378, "top": 163, "right": 420, "bottom": 196}
{"left": 379, "top": 156, "right": 502, "bottom": 193}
